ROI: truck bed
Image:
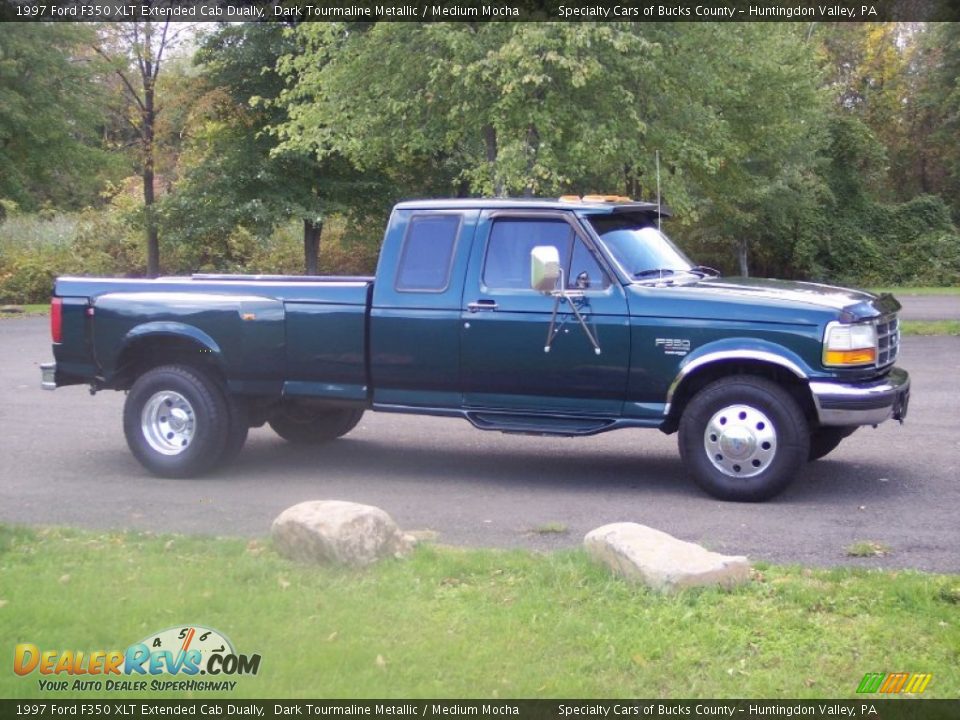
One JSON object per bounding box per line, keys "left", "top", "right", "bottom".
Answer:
{"left": 53, "top": 274, "right": 374, "bottom": 402}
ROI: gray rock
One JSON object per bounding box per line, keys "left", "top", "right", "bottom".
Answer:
{"left": 0, "top": 305, "right": 24, "bottom": 314}
{"left": 271, "top": 500, "right": 412, "bottom": 567}
{"left": 584, "top": 522, "right": 749, "bottom": 593}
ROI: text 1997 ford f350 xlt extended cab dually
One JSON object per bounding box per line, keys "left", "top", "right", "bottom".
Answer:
{"left": 41, "top": 197, "right": 910, "bottom": 501}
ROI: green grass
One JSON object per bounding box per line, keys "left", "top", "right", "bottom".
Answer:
{"left": 868, "top": 286, "right": 960, "bottom": 296}
{"left": 0, "top": 303, "right": 48, "bottom": 317}
{"left": 530, "top": 522, "right": 569, "bottom": 535}
{"left": 2, "top": 525, "right": 958, "bottom": 699}
{"left": 900, "top": 320, "right": 960, "bottom": 336}
{"left": 845, "top": 542, "right": 891, "bottom": 558}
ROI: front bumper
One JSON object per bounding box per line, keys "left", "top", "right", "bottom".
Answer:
{"left": 810, "top": 366, "right": 910, "bottom": 427}
{"left": 40, "top": 362, "right": 56, "bottom": 391}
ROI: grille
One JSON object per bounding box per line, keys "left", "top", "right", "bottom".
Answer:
{"left": 876, "top": 314, "right": 899, "bottom": 367}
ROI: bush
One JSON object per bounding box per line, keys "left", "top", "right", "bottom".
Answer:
{"left": 0, "top": 211, "right": 78, "bottom": 303}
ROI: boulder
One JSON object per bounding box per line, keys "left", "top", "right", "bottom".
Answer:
{"left": 584, "top": 522, "right": 749, "bottom": 593}
{"left": 271, "top": 500, "right": 412, "bottom": 567}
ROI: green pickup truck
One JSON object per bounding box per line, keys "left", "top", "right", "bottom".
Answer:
{"left": 41, "top": 197, "right": 909, "bottom": 501}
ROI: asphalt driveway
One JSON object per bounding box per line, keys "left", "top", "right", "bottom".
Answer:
{"left": 2, "top": 315, "right": 958, "bottom": 572}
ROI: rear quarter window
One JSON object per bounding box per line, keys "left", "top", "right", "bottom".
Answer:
{"left": 395, "top": 214, "right": 462, "bottom": 292}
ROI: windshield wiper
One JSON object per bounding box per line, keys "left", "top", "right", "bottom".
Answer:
{"left": 633, "top": 268, "right": 678, "bottom": 279}
{"left": 689, "top": 265, "right": 721, "bottom": 278}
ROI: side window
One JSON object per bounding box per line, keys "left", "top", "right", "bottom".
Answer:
{"left": 396, "top": 214, "right": 461, "bottom": 292}
{"left": 482, "top": 218, "right": 610, "bottom": 291}
{"left": 483, "top": 219, "right": 574, "bottom": 290}
{"left": 569, "top": 237, "right": 611, "bottom": 290}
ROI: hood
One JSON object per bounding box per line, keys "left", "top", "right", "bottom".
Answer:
{"left": 685, "top": 277, "right": 899, "bottom": 321}
{"left": 628, "top": 276, "right": 900, "bottom": 324}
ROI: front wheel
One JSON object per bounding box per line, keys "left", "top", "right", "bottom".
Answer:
{"left": 123, "top": 365, "right": 230, "bottom": 478}
{"left": 678, "top": 376, "right": 810, "bottom": 502}
{"left": 268, "top": 404, "right": 364, "bottom": 444}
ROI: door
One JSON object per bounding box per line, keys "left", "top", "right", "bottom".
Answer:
{"left": 460, "top": 211, "right": 630, "bottom": 415}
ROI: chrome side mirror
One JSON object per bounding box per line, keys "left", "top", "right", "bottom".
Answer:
{"left": 530, "top": 245, "right": 561, "bottom": 293}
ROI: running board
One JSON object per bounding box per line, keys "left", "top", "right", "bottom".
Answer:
{"left": 465, "top": 411, "right": 617, "bottom": 437}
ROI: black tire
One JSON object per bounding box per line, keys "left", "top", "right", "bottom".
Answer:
{"left": 678, "top": 376, "right": 810, "bottom": 502}
{"left": 268, "top": 404, "right": 364, "bottom": 444}
{"left": 808, "top": 426, "right": 857, "bottom": 461}
{"left": 123, "top": 364, "right": 230, "bottom": 478}
{"left": 218, "top": 392, "right": 250, "bottom": 465}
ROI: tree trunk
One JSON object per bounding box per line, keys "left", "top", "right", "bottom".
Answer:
{"left": 143, "top": 79, "right": 159, "bottom": 277}
{"left": 483, "top": 124, "right": 503, "bottom": 197}
{"left": 737, "top": 238, "right": 750, "bottom": 277}
{"left": 304, "top": 219, "right": 322, "bottom": 275}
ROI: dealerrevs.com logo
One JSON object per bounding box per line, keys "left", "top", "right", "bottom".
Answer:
{"left": 14, "top": 625, "right": 261, "bottom": 692}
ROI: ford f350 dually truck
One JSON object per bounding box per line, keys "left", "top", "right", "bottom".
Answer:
{"left": 41, "top": 197, "right": 910, "bottom": 501}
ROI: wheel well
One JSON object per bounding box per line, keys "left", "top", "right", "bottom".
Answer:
{"left": 113, "top": 335, "right": 224, "bottom": 390}
{"left": 661, "top": 359, "right": 817, "bottom": 434}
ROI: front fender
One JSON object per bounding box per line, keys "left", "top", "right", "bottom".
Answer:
{"left": 665, "top": 337, "right": 815, "bottom": 413}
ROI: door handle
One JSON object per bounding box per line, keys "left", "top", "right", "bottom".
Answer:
{"left": 467, "top": 299, "right": 498, "bottom": 312}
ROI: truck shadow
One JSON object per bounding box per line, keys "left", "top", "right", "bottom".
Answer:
{"left": 201, "top": 433, "right": 910, "bottom": 504}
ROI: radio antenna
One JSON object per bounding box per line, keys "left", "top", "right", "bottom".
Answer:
{"left": 655, "top": 150, "right": 662, "bottom": 232}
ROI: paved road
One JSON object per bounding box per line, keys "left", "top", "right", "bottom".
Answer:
{"left": 894, "top": 294, "right": 960, "bottom": 321}
{"left": 2, "top": 316, "right": 959, "bottom": 572}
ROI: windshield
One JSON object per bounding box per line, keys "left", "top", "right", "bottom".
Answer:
{"left": 587, "top": 214, "right": 695, "bottom": 281}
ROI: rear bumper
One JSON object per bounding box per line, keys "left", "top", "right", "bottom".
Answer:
{"left": 810, "top": 366, "right": 910, "bottom": 427}
{"left": 40, "top": 362, "right": 57, "bottom": 391}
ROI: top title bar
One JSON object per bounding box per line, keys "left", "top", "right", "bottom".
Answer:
{"left": 1, "top": 0, "right": 958, "bottom": 22}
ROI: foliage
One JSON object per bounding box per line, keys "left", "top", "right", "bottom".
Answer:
{"left": 2, "top": 524, "right": 960, "bottom": 698}
{"left": 1, "top": 22, "right": 958, "bottom": 286}
{"left": 277, "top": 23, "right": 658, "bottom": 198}
{"left": 163, "top": 23, "right": 387, "bottom": 275}
{"left": 0, "top": 209, "right": 378, "bottom": 303}
{"left": 0, "top": 24, "right": 122, "bottom": 211}
{"left": 93, "top": 20, "right": 198, "bottom": 276}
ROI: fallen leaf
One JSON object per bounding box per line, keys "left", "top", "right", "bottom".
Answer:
{"left": 0, "top": 600, "right": 7, "bottom": 609}
{"left": 164, "top": 540, "right": 175, "bottom": 551}
{"left": 326, "top": 632, "right": 338, "bottom": 642}
{"left": 59, "top": 574, "right": 71, "bottom": 585}
{"left": 278, "top": 578, "right": 290, "bottom": 590}
{"left": 375, "top": 654, "right": 386, "bottom": 669}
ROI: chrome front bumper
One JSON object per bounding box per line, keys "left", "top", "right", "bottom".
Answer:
{"left": 40, "top": 362, "right": 56, "bottom": 391}
{"left": 810, "top": 366, "right": 910, "bottom": 427}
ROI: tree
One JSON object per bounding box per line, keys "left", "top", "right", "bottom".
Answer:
{"left": 166, "top": 23, "right": 382, "bottom": 275}
{"left": 93, "top": 20, "right": 189, "bottom": 277}
{"left": 277, "top": 23, "right": 657, "bottom": 199}
{"left": 277, "top": 23, "right": 830, "bottom": 276}
{"left": 0, "top": 24, "right": 118, "bottom": 211}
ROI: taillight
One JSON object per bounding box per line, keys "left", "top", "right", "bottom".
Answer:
{"left": 51, "top": 297, "right": 63, "bottom": 343}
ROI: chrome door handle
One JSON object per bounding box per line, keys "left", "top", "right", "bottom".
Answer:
{"left": 467, "top": 299, "right": 498, "bottom": 312}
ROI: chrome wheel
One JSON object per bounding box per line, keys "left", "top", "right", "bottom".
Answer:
{"left": 703, "top": 404, "right": 777, "bottom": 478}
{"left": 141, "top": 390, "right": 196, "bottom": 456}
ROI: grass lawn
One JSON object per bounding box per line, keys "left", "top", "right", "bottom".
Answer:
{"left": 899, "top": 320, "right": 960, "bottom": 336}
{"left": 0, "top": 303, "right": 48, "bottom": 318}
{"left": 2, "top": 525, "right": 958, "bottom": 700}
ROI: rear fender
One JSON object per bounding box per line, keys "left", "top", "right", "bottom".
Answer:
{"left": 111, "top": 322, "right": 225, "bottom": 387}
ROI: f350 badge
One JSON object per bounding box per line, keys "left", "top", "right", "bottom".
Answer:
{"left": 655, "top": 338, "right": 691, "bottom": 356}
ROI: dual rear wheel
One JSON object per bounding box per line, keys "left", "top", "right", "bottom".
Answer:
{"left": 123, "top": 364, "right": 362, "bottom": 478}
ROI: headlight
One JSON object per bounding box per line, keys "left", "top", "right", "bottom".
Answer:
{"left": 823, "top": 321, "right": 877, "bottom": 367}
